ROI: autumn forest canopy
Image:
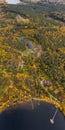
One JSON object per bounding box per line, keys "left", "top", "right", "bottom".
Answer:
{"left": 0, "top": 2, "right": 65, "bottom": 114}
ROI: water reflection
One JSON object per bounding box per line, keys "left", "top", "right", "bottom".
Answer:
{"left": 0, "top": 102, "right": 65, "bottom": 130}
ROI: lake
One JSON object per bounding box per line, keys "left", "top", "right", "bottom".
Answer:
{"left": 0, "top": 101, "right": 65, "bottom": 130}
{"left": 6, "top": 0, "right": 20, "bottom": 4}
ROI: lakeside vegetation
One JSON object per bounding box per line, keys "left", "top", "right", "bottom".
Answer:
{"left": 0, "top": 2, "right": 65, "bottom": 114}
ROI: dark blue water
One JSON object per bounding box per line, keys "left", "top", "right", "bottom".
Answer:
{"left": 0, "top": 102, "right": 65, "bottom": 130}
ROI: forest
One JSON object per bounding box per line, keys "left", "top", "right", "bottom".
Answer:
{"left": 0, "top": 2, "right": 65, "bottom": 114}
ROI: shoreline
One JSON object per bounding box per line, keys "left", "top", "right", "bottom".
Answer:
{"left": 0, "top": 96, "right": 64, "bottom": 116}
